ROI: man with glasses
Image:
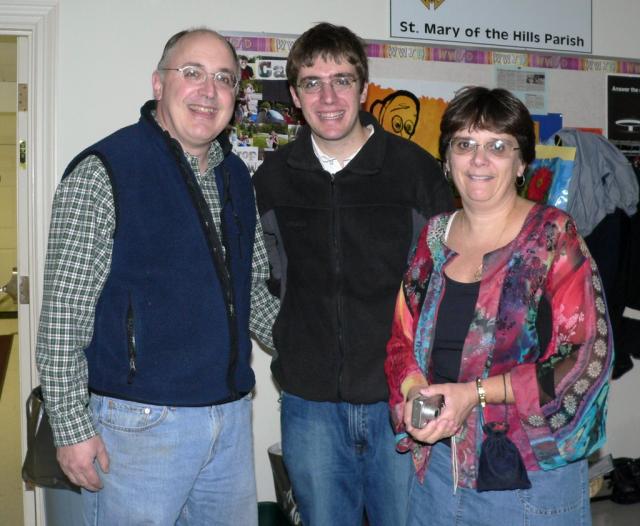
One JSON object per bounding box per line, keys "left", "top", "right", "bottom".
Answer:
{"left": 36, "top": 28, "right": 277, "bottom": 525}
{"left": 253, "top": 23, "right": 453, "bottom": 526}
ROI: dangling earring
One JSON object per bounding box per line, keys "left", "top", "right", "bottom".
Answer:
{"left": 443, "top": 165, "right": 451, "bottom": 182}
{"left": 516, "top": 173, "right": 525, "bottom": 188}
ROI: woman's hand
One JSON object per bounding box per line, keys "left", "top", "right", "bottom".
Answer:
{"left": 403, "top": 382, "right": 478, "bottom": 444}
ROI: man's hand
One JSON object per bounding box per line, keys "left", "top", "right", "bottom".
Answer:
{"left": 57, "top": 435, "right": 109, "bottom": 491}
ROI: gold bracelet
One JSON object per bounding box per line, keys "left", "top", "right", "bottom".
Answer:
{"left": 476, "top": 377, "right": 487, "bottom": 408}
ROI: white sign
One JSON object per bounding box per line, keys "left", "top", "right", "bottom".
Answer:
{"left": 390, "top": 0, "right": 592, "bottom": 54}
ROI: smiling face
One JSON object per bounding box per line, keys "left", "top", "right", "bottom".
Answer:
{"left": 289, "top": 55, "right": 368, "bottom": 156}
{"left": 152, "top": 32, "right": 237, "bottom": 161}
{"left": 447, "top": 128, "right": 525, "bottom": 208}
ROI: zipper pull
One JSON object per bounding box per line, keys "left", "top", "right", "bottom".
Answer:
{"left": 127, "top": 302, "right": 137, "bottom": 384}
{"left": 127, "top": 355, "right": 137, "bottom": 384}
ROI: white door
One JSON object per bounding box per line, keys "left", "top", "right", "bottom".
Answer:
{"left": 16, "top": 32, "right": 41, "bottom": 526}
{"left": 0, "top": 33, "right": 40, "bottom": 526}
{"left": 0, "top": 2, "right": 58, "bottom": 525}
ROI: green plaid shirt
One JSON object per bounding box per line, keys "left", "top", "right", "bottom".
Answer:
{"left": 36, "top": 140, "right": 279, "bottom": 446}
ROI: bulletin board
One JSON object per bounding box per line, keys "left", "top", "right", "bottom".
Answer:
{"left": 225, "top": 32, "right": 640, "bottom": 164}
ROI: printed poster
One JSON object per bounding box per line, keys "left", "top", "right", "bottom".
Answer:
{"left": 607, "top": 74, "right": 640, "bottom": 146}
{"left": 365, "top": 79, "right": 463, "bottom": 158}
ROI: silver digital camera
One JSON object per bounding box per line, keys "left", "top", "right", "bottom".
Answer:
{"left": 411, "top": 394, "right": 444, "bottom": 429}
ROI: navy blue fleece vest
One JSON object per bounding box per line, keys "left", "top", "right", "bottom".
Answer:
{"left": 63, "top": 103, "right": 255, "bottom": 406}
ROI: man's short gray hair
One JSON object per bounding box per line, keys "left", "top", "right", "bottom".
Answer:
{"left": 157, "top": 28, "right": 241, "bottom": 79}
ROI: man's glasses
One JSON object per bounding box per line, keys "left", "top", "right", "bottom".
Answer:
{"left": 160, "top": 65, "right": 238, "bottom": 90}
{"left": 449, "top": 138, "right": 520, "bottom": 159}
{"left": 297, "top": 75, "right": 359, "bottom": 94}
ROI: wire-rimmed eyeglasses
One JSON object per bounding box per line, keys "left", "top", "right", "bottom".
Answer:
{"left": 449, "top": 137, "right": 520, "bottom": 159}
{"left": 159, "top": 65, "right": 238, "bottom": 90}
{"left": 297, "top": 74, "right": 359, "bottom": 94}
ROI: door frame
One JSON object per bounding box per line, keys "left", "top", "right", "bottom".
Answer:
{"left": 0, "top": 2, "right": 58, "bottom": 525}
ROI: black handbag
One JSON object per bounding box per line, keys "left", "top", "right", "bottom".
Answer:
{"left": 476, "top": 377, "right": 531, "bottom": 492}
{"left": 477, "top": 420, "right": 532, "bottom": 492}
{"left": 609, "top": 457, "right": 640, "bottom": 505}
{"left": 21, "top": 385, "right": 80, "bottom": 492}
{"left": 267, "top": 443, "right": 300, "bottom": 525}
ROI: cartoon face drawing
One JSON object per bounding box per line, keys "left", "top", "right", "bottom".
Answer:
{"left": 370, "top": 90, "right": 420, "bottom": 140}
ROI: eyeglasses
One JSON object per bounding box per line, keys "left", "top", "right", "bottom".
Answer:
{"left": 297, "top": 75, "right": 359, "bottom": 94}
{"left": 160, "top": 65, "right": 238, "bottom": 90}
{"left": 449, "top": 137, "right": 520, "bottom": 159}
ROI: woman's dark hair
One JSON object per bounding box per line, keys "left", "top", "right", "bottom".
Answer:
{"left": 286, "top": 22, "right": 369, "bottom": 93}
{"left": 439, "top": 86, "right": 536, "bottom": 165}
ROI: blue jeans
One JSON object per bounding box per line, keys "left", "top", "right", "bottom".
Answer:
{"left": 407, "top": 442, "right": 591, "bottom": 526}
{"left": 83, "top": 393, "right": 257, "bottom": 526}
{"left": 281, "top": 392, "right": 412, "bottom": 526}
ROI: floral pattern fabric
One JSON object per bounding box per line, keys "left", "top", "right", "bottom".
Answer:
{"left": 385, "top": 204, "right": 613, "bottom": 488}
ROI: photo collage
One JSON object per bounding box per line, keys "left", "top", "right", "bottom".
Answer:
{"left": 231, "top": 55, "right": 305, "bottom": 175}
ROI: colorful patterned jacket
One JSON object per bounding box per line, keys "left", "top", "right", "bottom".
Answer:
{"left": 385, "top": 204, "right": 613, "bottom": 488}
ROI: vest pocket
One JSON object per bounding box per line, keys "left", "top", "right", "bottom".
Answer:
{"left": 126, "top": 297, "right": 137, "bottom": 384}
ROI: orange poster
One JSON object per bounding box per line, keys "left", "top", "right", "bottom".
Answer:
{"left": 364, "top": 81, "right": 459, "bottom": 159}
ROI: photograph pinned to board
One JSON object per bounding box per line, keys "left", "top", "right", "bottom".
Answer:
{"left": 496, "top": 66, "right": 548, "bottom": 115}
{"left": 231, "top": 54, "right": 304, "bottom": 174}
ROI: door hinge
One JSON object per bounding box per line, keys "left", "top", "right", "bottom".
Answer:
{"left": 19, "top": 140, "right": 27, "bottom": 166}
{"left": 19, "top": 275, "right": 29, "bottom": 305}
{"left": 18, "top": 83, "right": 28, "bottom": 111}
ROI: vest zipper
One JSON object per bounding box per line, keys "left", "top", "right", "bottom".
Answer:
{"left": 222, "top": 166, "right": 244, "bottom": 260}
{"left": 171, "top": 141, "right": 240, "bottom": 401}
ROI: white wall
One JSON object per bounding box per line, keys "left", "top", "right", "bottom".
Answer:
{"left": 54, "top": 0, "right": 640, "bottom": 502}
{"left": 57, "top": 0, "right": 640, "bottom": 170}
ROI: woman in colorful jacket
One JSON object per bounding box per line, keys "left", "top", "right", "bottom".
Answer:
{"left": 385, "top": 86, "right": 613, "bottom": 526}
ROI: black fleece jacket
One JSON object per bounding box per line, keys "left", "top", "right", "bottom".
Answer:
{"left": 253, "top": 111, "right": 453, "bottom": 403}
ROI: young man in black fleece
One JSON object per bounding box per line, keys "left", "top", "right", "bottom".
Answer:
{"left": 253, "top": 22, "right": 453, "bottom": 526}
